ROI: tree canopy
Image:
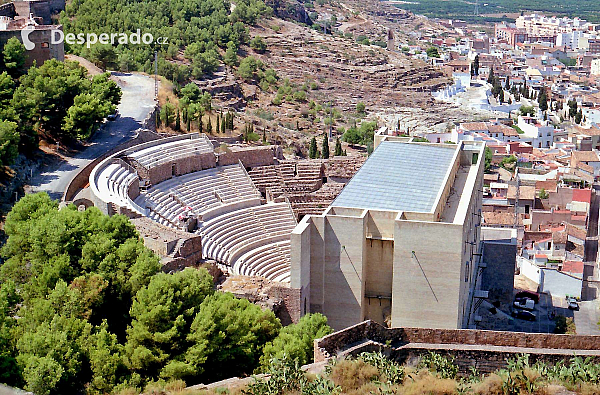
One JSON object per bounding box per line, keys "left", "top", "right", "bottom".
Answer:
{"left": 0, "top": 193, "right": 332, "bottom": 394}
{"left": 60, "top": 0, "right": 272, "bottom": 83}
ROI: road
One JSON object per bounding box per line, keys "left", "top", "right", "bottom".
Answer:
{"left": 574, "top": 300, "right": 600, "bottom": 335}
{"left": 30, "top": 73, "right": 156, "bottom": 199}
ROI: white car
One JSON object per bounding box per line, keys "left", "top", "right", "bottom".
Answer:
{"left": 513, "top": 298, "right": 535, "bottom": 311}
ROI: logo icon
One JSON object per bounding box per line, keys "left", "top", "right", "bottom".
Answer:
{"left": 21, "top": 26, "right": 35, "bottom": 50}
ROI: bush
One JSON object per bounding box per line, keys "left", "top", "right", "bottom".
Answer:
{"left": 418, "top": 352, "right": 458, "bottom": 379}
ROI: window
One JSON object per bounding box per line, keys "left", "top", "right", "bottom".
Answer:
{"left": 465, "top": 261, "right": 470, "bottom": 282}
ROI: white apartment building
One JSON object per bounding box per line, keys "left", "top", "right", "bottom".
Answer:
{"left": 517, "top": 116, "right": 555, "bottom": 148}
{"left": 516, "top": 14, "right": 587, "bottom": 36}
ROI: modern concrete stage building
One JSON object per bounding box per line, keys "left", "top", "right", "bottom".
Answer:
{"left": 290, "top": 137, "right": 486, "bottom": 331}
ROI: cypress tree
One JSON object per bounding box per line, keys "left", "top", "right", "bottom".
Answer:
{"left": 487, "top": 68, "right": 494, "bottom": 85}
{"left": 199, "top": 116, "right": 203, "bottom": 133}
{"left": 207, "top": 117, "right": 213, "bottom": 134}
{"left": 186, "top": 116, "right": 191, "bottom": 132}
{"left": 175, "top": 109, "right": 181, "bottom": 131}
{"left": 308, "top": 137, "right": 318, "bottom": 159}
{"left": 334, "top": 137, "right": 342, "bottom": 156}
{"left": 262, "top": 128, "right": 267, "bottom": 143}
{"left": 322, "top": 135, "right": 330, "bottom": 159}
{"left": 221, "top": 115, "right": 226, "bottom": 133}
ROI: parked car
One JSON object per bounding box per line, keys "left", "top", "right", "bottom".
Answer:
{"left": 567, "top": 297, "right": 579, "bottom": 310}
{"left": 511, "top": 309, "right": 536, "bottom": 321}
{"left": 513, "top": 298, "right": 535, "bottom": 311}
{"left": 515, "top": 290, "right": 539, "bottom": 303}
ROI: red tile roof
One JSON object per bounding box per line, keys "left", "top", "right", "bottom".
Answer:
{"left": 572, "top": 188, "right": 592, "bottom": 204}
{"left": 562, "top": 261, "right": 584, "bottom": 274}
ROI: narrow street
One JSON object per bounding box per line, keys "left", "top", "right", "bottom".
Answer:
{"left": 29, "top": 73, "right": 156, "bottom": 199}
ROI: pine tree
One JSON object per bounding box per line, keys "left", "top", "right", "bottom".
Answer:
{"left": 308, "top": 137, "right": 318, "bottom": 159}
{"left": 322, "top": 135, "right": 330, "bottom": 159}
{"left": 175, "top": 109, "right": 181, "bottom": 131}
{"left": 334, "top": 137, "right": 342, "bottom": 156}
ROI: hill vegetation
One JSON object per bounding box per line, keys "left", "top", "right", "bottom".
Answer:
{"left": 0, "top": 193, "right": 332, "bottom": 395}
{"left": 60, "top": 0, "right": 272, "bottom": 82}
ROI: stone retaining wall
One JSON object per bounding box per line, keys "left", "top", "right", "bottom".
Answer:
{"left": 314, "top": 320, "right": 600, "bottom": 373}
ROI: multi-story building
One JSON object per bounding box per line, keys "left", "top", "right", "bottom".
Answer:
{"left": 290, "top": 137, "right": 486, "bottom": 330}
{"left": 516, "top": 14, "right": 587, "bottom": 36}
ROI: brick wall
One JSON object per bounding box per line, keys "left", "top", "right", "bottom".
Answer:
{"left": 267, "top": 286, "right": 301, "bottom": 326}
{"left": 218, "top": 146, "right": 281, "bottom": 167}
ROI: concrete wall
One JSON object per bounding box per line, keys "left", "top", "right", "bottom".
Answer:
{"left": 392, "top": 220, "right": 464, "bottom": 329}
{"left": 540, "top": 268, "right": 582, "bottom": 298}
{"left": 518, "top": 256, "right": 542, "bottom": 285}
{"left": 481, "top": 241, "right": 516, "bottom": 303}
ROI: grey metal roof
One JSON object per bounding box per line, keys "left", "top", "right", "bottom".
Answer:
{"left": 332, "top": 142, "right": 457, "bottom": 213}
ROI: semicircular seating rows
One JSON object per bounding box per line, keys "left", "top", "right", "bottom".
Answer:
{"left": 135, "top": 163, "right": 296, "bottom": 282}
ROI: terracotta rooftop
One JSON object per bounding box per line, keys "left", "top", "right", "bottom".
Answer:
{"left": 507, "top": 185, "right": 536, "bottom": 200}
{"left": 489, "top": 124, "right": 519, "bottom": 137}
{"left": 535, "top": 179, "right": 558, "bottom": 192}
{"left": 552, "top": 231, "right": 567, "bottom": 245}
{"left": 566, "top": 223, "right": 587, "bottom": 241}
{"left": 562, "top": 261, "right": 584, "bottom": 275}
{"left": 572, "top": 151, "right": 600, "bottom": 164}
{"left": 460, "top": 122, "right": 488, "bottom": 132}
{"left": 572, "top": 188, "right": 592, "bottom": 204}
{"left": 483, "top": 212, "right": 521, "bottom": 226}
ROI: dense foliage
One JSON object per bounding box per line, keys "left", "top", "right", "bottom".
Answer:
{"left": 0, "top": 40, "right": 121, "bottom": 166}
{"left": 60, "top": 0, "right": 272, "bottom": 82}
{"left": 0, "top": 193, "right": 332, "bottom": 394}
